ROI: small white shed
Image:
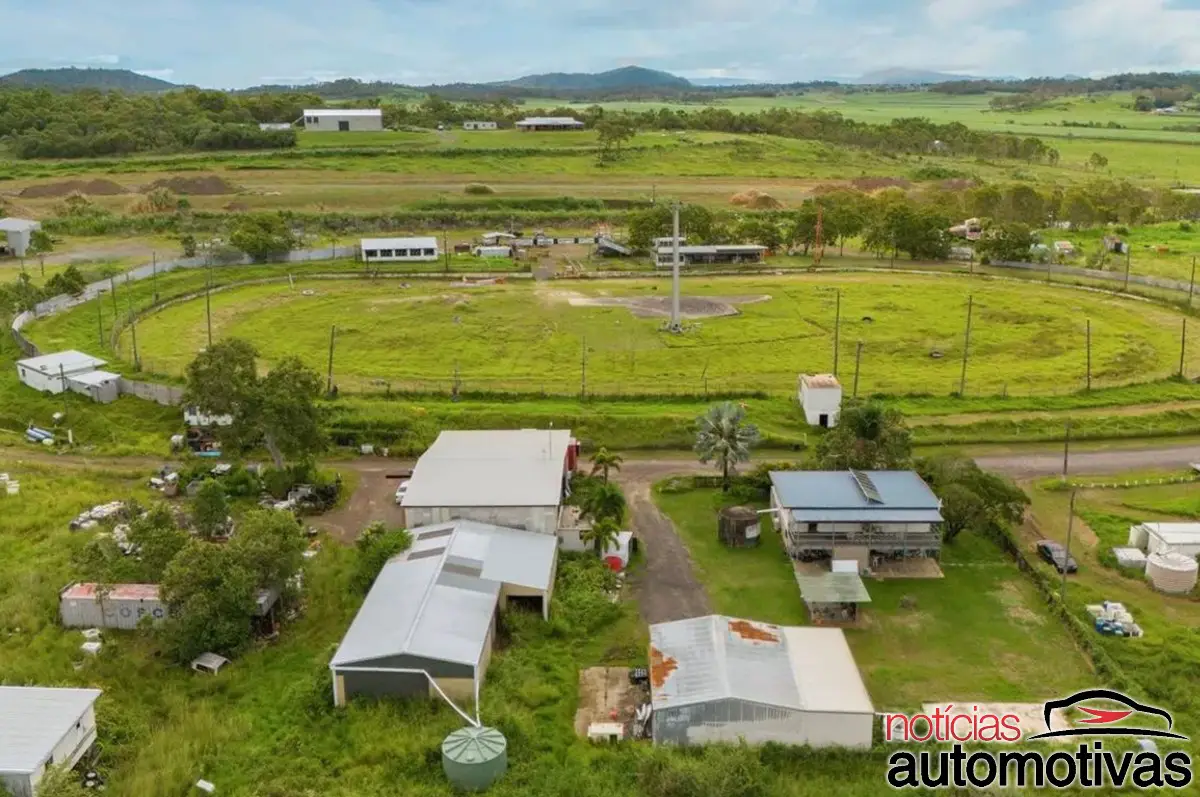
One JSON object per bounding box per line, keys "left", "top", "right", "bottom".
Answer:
{"left": 16, "top": 351, "right": 107, "bottom": 395}
{"left": 473, "top": 246, "right": 512, "bottom": 258}
{"left": 798, "top": 373, "right": 842, "bottom": 428}
{"left": 1129, "top": 523, "right": 1200, "bottom": 558}
{"left": 0, "top": 218, "right": 41, "bottom": 257}
{"left": 463, "top": 121, "right": 498, "bottom": 131}
{"left": 66, "top": 370, "right": 121, "bottom": 404}
{"left": 301, "top": 109, "right": 383, "bottom": 132}
{"left": 0, "top": 686, "right": 102, "bottom": 797}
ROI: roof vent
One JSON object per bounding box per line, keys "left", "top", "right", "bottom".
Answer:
{"left": 849, "top": 469, "right": 883, "bottom": 504}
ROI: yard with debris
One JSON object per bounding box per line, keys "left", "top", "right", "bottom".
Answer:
{"left": 653, "top": 484, "right": 1096, "bottom": 712}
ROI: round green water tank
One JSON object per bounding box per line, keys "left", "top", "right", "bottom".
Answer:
{"left": 442, "top": 725, "right": 507, "bottom": 791}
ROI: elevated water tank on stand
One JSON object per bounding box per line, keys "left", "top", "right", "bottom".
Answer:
{"left": 1145, "top": 551, "right": 1199, "bottom": 594}
{"left": 442, "top": 726, "right": 507, "bottom": 791}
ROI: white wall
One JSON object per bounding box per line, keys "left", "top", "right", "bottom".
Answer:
{"left": 1148, "top": 533, "right": 1200, "bottom": 558}
{"left": 404, "top": 505, "right": 560, "bottom": 536}
{"left": 16, "top": 364, "right": 94, "bottom": 394}
{"left": 360, "top": 244, "right": 439, "bottom": 263}
{"left": 13, "top": 705, "right": 99, "bottom": 797}
{"left": 303, "top": 114, "right": 382, "bottom": 132}
{"left": 800, "top": 384, "right": 842, "bottom": 427}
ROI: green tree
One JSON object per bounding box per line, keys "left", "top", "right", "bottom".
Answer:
{"left": 180, "top": 233, "right": 198, "bottom": 258}
{"left": 44, "top": 265, "right": 87, "bottom": 297}
{"left": 228, "top": 509, "right": 306, "bottom": 593}
{"left": 256, "top": 357, "right": 326, "bottom": 468}
{"left": 26, "top": 228, "right": 53, "bottom": 258}
{"left": 191, "top": 479, "right": 229, "bottom": 540}
{"left": 127, "top": 504, "right": 189, "bottom": 580}
{"left": 694, "top": 402, "right": 761, "bottom": 491}
{"left": 976, "top": 222, "right": 1035, "bottom": 263}
{"left": 814, "top": 401, "right": 912, "bottom": 470}
{"left": 595, "top": 117, "right": 636, "bottom": 162}
{"left": 228, "top": 214, "right": 298, "bottom": 262}
{"left": 581, "top": 516, "right": 622, "bottom": 557}
{"left": 579, "top": 480, "right": 627, "bottom": 525}
{"left": 917, "top": 454, "right": 1029, "bottom": 543}
{"left": 352, "top": 521, "right": 412, "bottom": 593}
{"left": 589, "top": 447, "right": 624, "bottom": 483}
{"left": 626, "top": 204, "right": 717, "bottom": 251}
{"left": 1088, "top": 152, "right": 1109, "bottom": 171}
{"left": 159, "top": 540, "right": 257, "bottom": 663}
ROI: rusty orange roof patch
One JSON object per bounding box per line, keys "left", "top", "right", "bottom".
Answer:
{"left": 649, "top": 644, "right": 678, "bottom": 689}
{"left": 728, "top": 619, "right": 781, "bottom": 643}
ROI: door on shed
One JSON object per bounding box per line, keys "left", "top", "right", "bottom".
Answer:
{"left": 338, "top": 120, "right": 350, "bottom": 131}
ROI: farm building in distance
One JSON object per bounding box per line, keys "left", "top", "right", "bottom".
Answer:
{"left": 798, "top": 374, "right": 842, "bottom": 428}
{"left": 15, "top": 351, "right": 108, "bottom": 395}
{"left": 0, "top": 686, "right": 103, "bottom": 797}
{"left": 648, "top": 615, "right": 873, "bottom": 748}
{"left": 0, "top": 218, "right": 41, "bottom": 257}
{"left": 399, "top": 429, "right": 585, "bottom": 549}
{"left": 769, "top": 470, "right": 943, "bottom": 569}
{"left": 515, "top": 117, "right": 585, "bottom": 131}
{"left": 1128, "top": 523, "right": 1200, "bottom": 558}
{"left": 654, "top": 244, "right": 767, "bottom": 267}
{"left": 360, "top": 236, "right": 440, "bottom": 263}
{"left": 330, "top": 520, "right": 558, "bottom": 706}
{"left": 301, "top": 108, "right": 383, "bottom": 132}
{"left": 463, "top": 121, "right": 498, "bottom": 130}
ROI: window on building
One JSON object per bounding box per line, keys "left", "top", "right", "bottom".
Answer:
{"left": 807, "top": 522, "right": 818, "bottom": 533}
{"left": 379, "top": 249, "right": 394, "bottom": 258}
{"left": 394, "top": 249, "right": 408, "bottom": 257}
{"left": 364, "top": 250, "right": 378, "bottom": 258}
{"left": 423, "top": 248, "right": 435, "bottom": 256}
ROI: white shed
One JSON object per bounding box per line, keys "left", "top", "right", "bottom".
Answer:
{"left": 66, "top": 370, "right": 121, "bottom": 404}
{"left": 360, "top": 237, "right": 439, "bottom": 264}
{"left": 1128, "top": 523, "right": 1200, "bottom": 558}
{"left": 473, "top": 246, "right": 512, "bottom": 258}
{"left": 0, "top": 218, "right": 41, "bottom": 257}
{"left": 258, "top": 122, "right": 293, "bottom": 131}
{"left": 16, "top": 351, "right": 107, "bottom": 395}
{"left": 649, "top": 615, "right": 874, "bottom": 748}
{"left": 301, "top": 108, "right": 383, "bottom": 132}
{"left": 0, "top": 686, "right": 102, "bottom": 797}
{"left": 463, "top": 121, "right": 498, "bottom": 131}
{"left": 799, "top": 373, "right": 842, "bottom": 428}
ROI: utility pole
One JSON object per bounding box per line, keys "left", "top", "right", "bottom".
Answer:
{"left": 1062, "top": 490, "right": 1076, "bottom": 603}
{"left": 443, "top": 231, "right": 450, "bottom": 275}
{"left": 152, "top": 251, "right": 159, "bottom": 302}
{"left": 1180, "top": 318, "right": 1188, "bottom": 379}
{"left": 59, "top": 363, "right": 68, "bottom": 418}
{"left": 109, "top": 276, "right": 118, "bottom": 315}
{"left": 669, "top": 202, "right": 682, "bottom": 333}
{"left": 96, "top": 301, "right": 104, "bottom": 349}
{"left": 128, "top": 284, "right": 140, "bottom": 370}
{"left": 1124, "top": 247, "right": 1131, "bottom": 291}
{"left": 204, "top": 269, "right": 213, "bottom": 347}
{"left": 1086, "top": 319, "right": 1092, "bottom": 391}
{"left": 853, "top": 341, "right": 864, "bottom": 398}
{"left": 580, "top": 335, "right": 587, "bottom": 398}
{"left": 1190, "top": 256, "right": 1197, "bottom": 307}
{"left": 326, "top": 325, "right": 337, "bottom": 395}
{"left": 1062, "top": 419, "right": 1072, "bottom": 478}
{"left": 833, "top": 289, "right": 841, "bottom": 376}
{"left": 959, "top": 295, "right": 974, "bottom": 396}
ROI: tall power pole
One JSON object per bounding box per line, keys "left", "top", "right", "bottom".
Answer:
{"left": 326, "top": 325, "right": 337, "bottom": 395}
{"left": 833, "top": 289, "right": 841, "bottom": 376}
{"left": 1086, "top": 319, "right": 1092, "bottom": 391}
{"left": 669, "top": 202, "right": 682, "bottom": 333}
{"left": 959, "top": 295, "right": 974, "bottom": 396}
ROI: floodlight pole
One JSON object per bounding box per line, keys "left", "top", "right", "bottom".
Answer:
{"left": 670, "top": 202, "right": 682, "bottom": 333}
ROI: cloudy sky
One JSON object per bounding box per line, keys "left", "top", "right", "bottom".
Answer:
{"left": 2, "top": 0, "right": 1199, "bottom": 86}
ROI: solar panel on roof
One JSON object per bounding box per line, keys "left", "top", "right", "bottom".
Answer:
{"left": 849, "top": 469, "right": 883, "bottom": 504}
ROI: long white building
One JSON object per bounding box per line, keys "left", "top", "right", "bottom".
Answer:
{"left": 360, "top": 237, "right": 440, "bottom": 263}
{"left": 301, "top": 109, "right": 383, "bottom": 132}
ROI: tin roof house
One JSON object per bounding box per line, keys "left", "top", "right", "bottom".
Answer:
{"left": 0, "top": 687, "right": 103, "bottom": 797}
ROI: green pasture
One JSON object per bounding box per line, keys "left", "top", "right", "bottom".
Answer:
{"left": 654, "top": 485, "right": 1095, "bottom": 710}
{"left": 104, "top": 272, "right": 1200, "bottom": 397}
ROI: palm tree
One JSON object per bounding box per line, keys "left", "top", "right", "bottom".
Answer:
{"left": 581, "top": 516, "right": 622, "bottom": 557}
{"left": 694, "top": 402, "right": 761, "bottom": 492}
{"left": 589, "top": 447, "right": 624, "bottom": 483}
{"left": 579, "top": 481, "right": 627, "bottom": 525}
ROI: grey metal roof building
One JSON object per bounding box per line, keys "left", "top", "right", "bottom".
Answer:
{"left": 648, "top": 615, "right": 873, "bottom": 748}
{"left": 515, "top": 117, "right": 584, "bottom": 130}
{"left": 331, "top": 521, "right": 557, "bottom": 707}
{"left": 1, "top": 686, "right": 102, "bottom": 797}
{"left": 770, "top": 470, "right": 943, "bottom": 524}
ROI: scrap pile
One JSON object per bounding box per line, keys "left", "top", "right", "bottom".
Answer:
{"left": 69, "top": 501, "right": 127, "bottom": 531}
{"left": 1086, "top": 601, "right": 1143, "bottom": 638}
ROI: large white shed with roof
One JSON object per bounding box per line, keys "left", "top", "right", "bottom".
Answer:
{"left": 648, "top": 615, "right": 873, "bottom": 748}
{"left": 0, "top": 218, "right": 41, "bottom": 257}
{"left": 15, "top": 351, "right": 107, "bottom": 395}
{"left": 0, "top": 686, "right": 102, "bottom": 797}
{"left": 330, "top": 520, "right": 557, "bottom": 707}
{"left": 301, "top": 108, "right": 383, "bottom": 132}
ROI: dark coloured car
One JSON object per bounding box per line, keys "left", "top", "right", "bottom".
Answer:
{"left": 1037, "top": 539, "right": 1078, "bottom": 573}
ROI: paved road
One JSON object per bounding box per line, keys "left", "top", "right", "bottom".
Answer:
{"left": 974, "top": 444, "right": 1200, "bottom": 479}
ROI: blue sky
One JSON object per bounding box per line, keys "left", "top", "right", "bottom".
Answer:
{"left": 1, "top": 0, "right": 1199, "bottom": 86}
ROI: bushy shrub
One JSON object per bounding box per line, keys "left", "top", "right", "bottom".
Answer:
{"left": 463, "top": 182, "right": 495, "bottom": 195}
{"left": 352, "top": 522, "right": 412, "bottom": 593}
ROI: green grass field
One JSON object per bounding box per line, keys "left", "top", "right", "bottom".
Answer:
{"left": 97, "top": 272, "right": 1200, "bottom": 397}
{"left": 653, "top": 485, "right": 1095, "bottom": 710}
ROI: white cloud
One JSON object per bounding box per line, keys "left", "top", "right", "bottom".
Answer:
{"left": 134, "top": 68, "right": 175, "bottom": 80}
{"left": 1058, "top": 0, "right": 1200, "bottom": 70}
{"left": 926, "top": 0, "right": 1024, "bottom": 27}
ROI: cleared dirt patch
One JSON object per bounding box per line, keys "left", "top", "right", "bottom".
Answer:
{"left": 574, "top": 667, "right": 645, "bottom": 737}
{"left": 568, "top": 294, "right": 770, "bottom": 319}
{"left": 991, "top": 581, "right": 1046, "bottom": 626}
{"left": 19, "top": 179, "right": 127, "bottom": 198}
{"left": 852, "top": 176, "right": 911, "bottom": 191}
{"left": 730, "top": 189, "right": 782, "bottom": 209}
{"left": 145, "top": 174, "right": 241, "bottom": 195}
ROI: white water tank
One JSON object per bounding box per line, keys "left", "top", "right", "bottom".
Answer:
{"left": 1145, "top": 551, "right": 1199, "bottom": 595}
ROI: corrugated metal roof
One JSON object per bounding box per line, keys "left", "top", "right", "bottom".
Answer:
{"left": 16, "top": 350, "right": 106, "bottom": 375}
{"left": 516, "top": 117, "right": 583, "bottom": 126}
{"left": 61, "top": 583, "right": 160, "bottom": 601}
{"left": 66, "top": 370, "right": 121, "bottom": 386}
{"left": 360, "top": 237, "right": 438, "bottom": 250}
{"left": 794, "top": 572, "right": 872, "bottom": 604}
{"left": 771, "top": 471, "right": 941, "bottom": 512}
{"left": 332, "top": 521, "right": 556, "bottom": 669}
{"left": 789, "top": 508, "right": 944, "bottom": 523}
{"left": 649, "top": 615, "right": 873, "bottom": 714}
{"left": 402, "top": 430, "right": 571, "bottom": 508}
{"left": 303, "top": 108, "right": 381, "bottom": 117}
{"left": 654, "top": 245, "right": 768, "bottom": 255}
{"left": 0, "top": 218, "right": 40, "bottom": 233}
{"left": 0, "top": 687, "right": 102, "bottom": 774}
{"left": 1140, "top": 523, "right": 1200, "bottom": 544}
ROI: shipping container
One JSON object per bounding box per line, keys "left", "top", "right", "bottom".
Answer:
{"left": 59, "top": 583, "right": 168, "bottom": 630}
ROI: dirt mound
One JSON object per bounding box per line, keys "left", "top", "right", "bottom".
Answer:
{"left": 19, "top": 179, "right": 127, "bottom": 198}
{"left": 569, "top": 294, "right": 771, "bottom": 319}
{"left": 851, "top": 176, "right": 912, "bottom": 192}
{"left": 223, "top": 200, "right": 250, "bottom": 212}
{"left": 144, "top": 174, "right": 240, "bottom": 195}
{"left": 729, "top": 189, "right": 782, "bottom": 209}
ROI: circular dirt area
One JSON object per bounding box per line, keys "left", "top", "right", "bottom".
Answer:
{"left": 568, "top": 294, "right": 770, "bottom": 319}
{"left": 19, "top": 179, "right": 127, "bottom": 198}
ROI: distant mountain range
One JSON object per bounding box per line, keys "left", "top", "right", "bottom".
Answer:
{"left": 0, "top": 67, "right": 178, "bottom": 92}
{"left": 850, "top": 68, "right": 979, "bottom": 86}
{"left": 499, "top": 66, "right": 691, "bottom": 91}
{"left": 689, "top": 77, "right": 760, "bottom": 87}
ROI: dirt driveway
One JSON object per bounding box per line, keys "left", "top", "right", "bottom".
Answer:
{"left": 616, "top": 460, "right": 713, "bottom": 624}
{"left": 314, "top": 458, "right": 414, "bottom": 543}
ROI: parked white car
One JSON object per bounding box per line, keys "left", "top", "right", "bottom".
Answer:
{"left": 394, "top": 480, "right": 410, "bottom": 504}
